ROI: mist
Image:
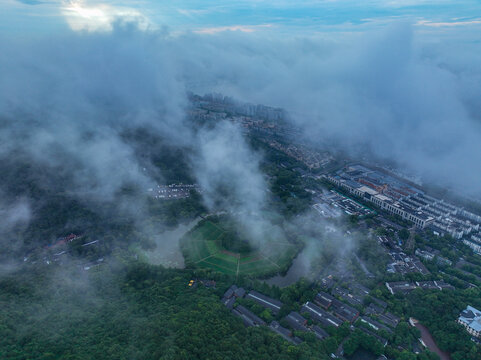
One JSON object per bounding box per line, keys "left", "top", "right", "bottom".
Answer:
{"left": 1, "top": 19, "right": 480, "bottom": 267}
{"left": 177, "top": 24, "right": 481, "bottom": 197}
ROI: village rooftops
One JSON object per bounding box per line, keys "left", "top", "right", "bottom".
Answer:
{"left": 349, "top": 283, "right": 370, "bottom": 297}
{"left": 285, "top": 312, "right": 308, "bottom": 332}
{"left": 365, "top": 303, "right": 384, "bottom": 316}
{"left": 371, "top": 297, "right": 388, "bottom": 309}
{"left": 301, "top": 301, "right": 343, "bottom": 328}
{"left": 357, "top": 327, "right": 388, "bottom": 347}
{"left": 234, "top": 287, "right": 246, "bottom": 298}
{"left": 385, "top": 281, "right": 417, "bottom": 295}
{"left": 332, "top": 287, "right": 364, "bottom": 306}
{"left": 223, "top": 285, "right": 246, "bottom": 299}
{"left": 312, "top": 325, "right": 329, "bottom": 340}
{"left": 314, "top": 291, "right": 335, "bottom": 309}
{"left": 224, "top": 285, "right": 238, "bottom": 299}
{"left": 246, "top": 290, "right": 283, "bottom": 314}
{"left": 330, "top": 299, "right": 360, "bottom": 323}
{"left": 233, "top": 305, "right": 266, "bottom": 327}
{"left": 378, "top": 312, "right": 400, "bottom": 328}
{"left": 416, "top": 281, "right": 446, "bottom": 290}
{"left": 221, "top": 296, "right": 236, "bottom": 309}
{"left": 359, "top": 316, "right": 393, "bottom": 334}
{"left": 270, "top": 321, "right": 303, "bottom": 345}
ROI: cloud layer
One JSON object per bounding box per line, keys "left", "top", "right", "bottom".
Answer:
{"left": 1, "top": 19, "right": 480, "bottom": 244}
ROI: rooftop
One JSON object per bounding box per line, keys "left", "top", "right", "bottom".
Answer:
{"left": 314, "top": 291, "right": 334, "bottom": 308}
{"left": 459, "top": 305, "right": 481, "bottom": 333}
{"left": 246, "top": 290, "right": 283, "bottom": 314}
{"left": 301, "top": 301, "right": 343, "bottom": 328}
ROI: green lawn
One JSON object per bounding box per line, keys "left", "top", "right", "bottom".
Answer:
{"left": 181, "top": 219, "right": 299, "bottom": 277}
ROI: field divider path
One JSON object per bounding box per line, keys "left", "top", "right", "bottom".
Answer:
{"left": 261, "top": 254, "right": 281, "bottom": 268}
{"left": 202, "top": 260, "right": 237, "bottom": 274}
{"left": 236, "top": 258, "right": 240, "bottom": 280}
{"left": 195, "top": 252, "right": 220, "bottom": 263}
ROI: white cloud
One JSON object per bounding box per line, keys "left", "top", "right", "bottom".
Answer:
{"left": 417, "top": 18, "right": 481, "bottom": 27}
{"left": 194, "top": 24, "right": 273, "bottom": 34}
{"left": 61, "top": 1, "right": 153, "bottom": 32}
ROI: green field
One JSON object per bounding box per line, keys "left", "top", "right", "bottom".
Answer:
{"left": 180, "top": 218, "right": 299, "bottom": 277}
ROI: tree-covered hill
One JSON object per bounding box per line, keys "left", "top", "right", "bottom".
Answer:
{"left": 0, "top": 262, "right": 332, "bottom": 360}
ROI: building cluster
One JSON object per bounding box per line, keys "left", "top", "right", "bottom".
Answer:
{"left": 325, "top": 165, "right": 481, "bottom": 246}
{"left": 44, "top": 233, "right": 83, "bottom": 250}
{"left": 386, "top": 251, "right": 430, "bottom": 276}
{"left": 302, "top": 284, "right": 401, "bottom": 347}
{"left": 458, "top": 305, "right": 481, "bottom": 338}
{"left": 221, "top": 279, "right": 407, "bottom": 351}
{"left": 263, "top": 139, "right": 333, "bottom": 170}
{"left": 188, "top": 93, "right": 302, "bottom": 139}
{"left": 376, "top": 235, "right": 431, "bottom": 275}
{"left": 385, "top": 280, "right": 454, "bottom": 295}
{"left": 221, "top": 286, "right": 303, "bottom": 345}
{"left": 222, "top": 285, "right": 371, "bottom": 346}
{"left": 314, "top": 190, "right": 374, "bottom": 218}
{"left": 190, "top": 93, "right": 288, "bottom": 122}
{"left": 24, "top": 233, "right": 103, "bottom": 267}
{"left": 415, "top": 248, "right": 452, "bottom": 266}
{"left": 148, "top": 184, "right": 200, "bottom": 200}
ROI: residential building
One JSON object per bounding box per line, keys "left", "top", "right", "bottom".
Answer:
{"left": 285, "top": 312, "right": 309, "bottom": 332}
{"left": 233, "top": 305, "right": 266, "bottom": 327}
{"left": 385, "top": 281, "right": 417, "bottom": 295}
{"left": 246, "top": 290, "right": 283, "bottom": 314}
{"left": 458, "top": 306, "right": 481, "bottom": 338}
{"left": 314, "top": 291, "right": 334, "bottom": 309}
{"left": 301, "top": 301, "right": 343, "bottom": 328}
{"left": 330, "top": 299, "right": 360, "bottom": 323}
{"left": 270, "top": 321, "right": 303, "bottom": 345}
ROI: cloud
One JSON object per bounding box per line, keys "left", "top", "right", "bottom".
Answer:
{"left": 417, "top": 19, "right": 481, "bottom": 27}
{"left": 194, "top": 121, "right": 266, "bottom": 212}
{"left": 170, "top": 24, "right": 481, "bottom": 198}
{"left": 16, "top": 0, "right": 46, "bottom": 5}
{"left": 1, "top": 20, "right": 481, "bottom": 260}
{"left": 194, "top": 24, "right": 274, "bottom": 34}
{"left": 0, "top": 26, "right": 188, "bottom": 203}
{"left": 61, "top": 1, "right": 153, "bottom": 32}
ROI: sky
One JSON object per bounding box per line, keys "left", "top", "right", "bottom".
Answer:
{"left": 2, "top": 0, "right": 481, "bottom": 36}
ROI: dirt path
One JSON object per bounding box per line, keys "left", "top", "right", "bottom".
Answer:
{"left": 411, "top": 318, "right": 451, "bottom": 360}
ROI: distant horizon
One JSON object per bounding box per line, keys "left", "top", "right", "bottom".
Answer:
{"left": 2, "top": 0, "right": 481, "bottom": 37}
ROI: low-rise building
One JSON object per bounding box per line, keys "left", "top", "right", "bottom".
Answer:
{"left": 463, "top": 239, "right": 481, "bottom": 255}
{"left": 233, "top": 305, "right": 266, "bottom": 327}
{"left": 332, "top": 287, "right": 364, "bottom": 306}
{"left": 358, "top": 327, "right": 388, "bottom": 347}
{"left": 270, "top": 321, "right": 303, "bottom": 345}
{"left": 359, "top": 316, "right": 393, "bottom": 334}
{"left": 385, "top": 281, "right": 417, "bottom": 295}
{"left": 301, "top": 301, "right": 343, "bottom": 328}
{"left": 331, "top": 299, "right": 360, "bottom": 323}
{"left": 285, "top": 312, "right": 309, "bottom": 332}
{"left": 458, "top": 306, "right": 481, "bottom": 338}
{"left": 223, "top": 285, "right": 238, "bottom": 299}
{"left": 234, "top": 287, "right": 246, "bottom": 298}
{"left": 314, "top": 291, "right": 334, "bottom": 309}
{"left": 246, "top": 290, "right": 283, "bottom": 314}
{"left": 312, "top": 325, "right": 329, "bottom": 340}
{"left": 378, "top": 312, "right": 400, "bottom": 328}
{"left": 221, "top": 296, "right": 236, "bottom": 309}
{"left": 416, "top": 280, "right": 454, "bottom": 291}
